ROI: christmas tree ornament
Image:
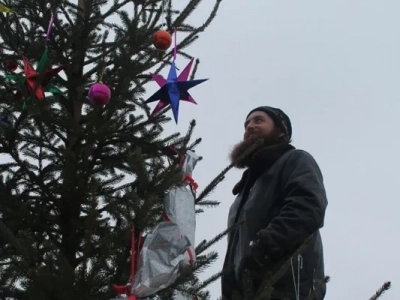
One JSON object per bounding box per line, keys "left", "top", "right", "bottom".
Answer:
{"left": 88, "top": 52, "right": 111, "bottom": 106}
{"left": 6, "top": 56, "right": 65, "bottom": 100}
{"left": 0, "top": 113, "right": 12, "bottom": 127}
{"left": 149, "top": 58, "right": 196, "bottom": 116}
{"left": 145, "top": 30, "right": 208, "bottom": 123}
{"left": 0, "top": 4, "right": 14, "bottom": 12}
{"left": 5, "top": 11, "right": 63, "bottom": 105}
{"left": 111, "top": 150, "right": 199, "bottom": 299}
{"left": 4, "top": 59, "right": 18, "bottom": 72}
{"left": 152, "top": 0, "right": 172, "bottom": 51}
{"left": 88, "top": 82, "right": 111, "bottom": 105}
{"left": 152, "top": 30, "right": 172, "bottom": 51}
{"left": 129, "top": 150, "right": 199, "bottom": 298}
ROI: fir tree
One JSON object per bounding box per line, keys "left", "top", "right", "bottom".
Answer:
{"left": 0, "top": 2, "right": 392, "bottom": 300}
{"left": 0, "top": 0, "right": 225, "bottom": 299}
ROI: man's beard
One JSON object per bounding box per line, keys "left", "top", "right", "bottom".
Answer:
{"left": 229, "top": 133, "right": 285, "bottom": 169}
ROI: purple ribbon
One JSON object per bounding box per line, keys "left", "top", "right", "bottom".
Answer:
{"left": 45, "top": 13, "right": 56, "bottom": 44}
{"left": 173, "top": 28, "right": 177, "bottom": 61}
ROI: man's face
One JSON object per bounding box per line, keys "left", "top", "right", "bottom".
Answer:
{"left": 243, "top": 111, "right": 275, "bottom": 141}
{"left": 229, "top": 111, "right": 283, "bottom": 169}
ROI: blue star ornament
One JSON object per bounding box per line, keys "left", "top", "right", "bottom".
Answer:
{"left": 145, "top": 61, "right": 208, "bottom": 123}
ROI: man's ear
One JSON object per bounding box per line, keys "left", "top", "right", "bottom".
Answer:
{"left": 278, "top": 132, "right": 289, "bottom": 143}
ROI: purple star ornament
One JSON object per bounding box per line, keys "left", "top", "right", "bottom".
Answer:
{"left": 145, "top": 59, "right": 208, "bottom": 123}
{"left": 149, "top": 58, "right": 197, "bottom": 117}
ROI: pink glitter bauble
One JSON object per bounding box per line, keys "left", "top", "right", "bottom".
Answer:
{"left": 88, "top": 82, "right": 111, "bottom": 105}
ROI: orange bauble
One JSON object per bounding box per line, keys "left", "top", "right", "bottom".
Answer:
{"left": 153, "top": 30, "right": 172, "bottom": 51}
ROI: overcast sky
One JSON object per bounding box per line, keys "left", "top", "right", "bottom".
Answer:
{"left": 2, "top": 0, "right": 399, "bottom": 299}
{"left": 156, "top": 0, "right": 400, "bottom": 299}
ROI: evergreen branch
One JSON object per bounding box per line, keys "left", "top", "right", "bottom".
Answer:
{"left": 305, "top": 276, "right": 330, "bottom": 300}
{"left": 195, "top": 221, "right": 244, "bottom": 255}
{"left": 196, "top": 200, "right": 219, "bottom": 207}
{"left": 172, "top": 0, "right": 223, "bottom": 55}
{"left": 193, "top": 252, "right": 218, "bottom": 274}
{"left": 0, "top": 220, "right": 32, "bottom": 269}
{"left": 255, "top": 234, "right": 315, "bottom": 299}
{"left": 194, "top": 271, "right": 223, "bottom": 292}
{"left": 188, "top": 137, "right": 202, "bottom": 150}
{"left": 83, "top": 46, "right": 118, "bottom": 67}
{"left": 190, "top": 58, "right": 200, "bottom": 80}
{"left": 58, "top": 4, "right": 74, "bottom": 27}
{"left": 186, "top": 119, "right": 196, "bottom": 141}
{"left": 196, "top": 138, "right": 264, "bottom": 204}
{"left": 8, "top": 148, "right": 54, "bottom": 202}
{"left": 102, "top": 0, "right": 133, "bottom": 21}
{"left": 195, "top": 163, "right": 231, "bottom": 204}
{"left": 172, "top": 0, "right": 203, "bottom": 28}
{"left": 368, "top": 281, "right": 391, "bottom": 300}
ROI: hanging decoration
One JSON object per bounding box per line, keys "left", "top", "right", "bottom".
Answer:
{"left": 0, "top": 113, "right": 12, "bottom": 127}
{"left": 0, "top": 4, "right": 14, "bottom": 12}
{"left": 145, "top": 29, "right": 208, "bottom": 123}
{"left": 112, "top": 149, "right": 200, "bottom": 299}
{"left": 6, "top": 57, "right": 65, "bottom": 101}
{"left": 148, "top": 58, "right": 196, "bottom": 117}
{"left": 153, "top": 30, "right": 172, "bottom": 51}
{"left": 88, "top": 82, "right": 111, "bottom": 105}
{"left": 4, "top": 59, "right": 18, "bottom": 72}
{"left": 87, "top": 51, "right": 111, "bottom": 106}
{"left": 5, "top": 8, "right": 65, "bottom": 104}
{"left": 152, "top": 0, "right": 172, "bottom": 51}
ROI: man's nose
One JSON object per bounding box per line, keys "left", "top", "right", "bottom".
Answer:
{"left": 246, "top": 121, "right": 255, "bottom": 131}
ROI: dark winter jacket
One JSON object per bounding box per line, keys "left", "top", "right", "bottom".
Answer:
{"left": 221, "top": 144, "right": 328, "bottom": 300}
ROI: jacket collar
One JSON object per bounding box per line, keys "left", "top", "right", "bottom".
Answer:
{"left": 232, "top": 143, "right": 295, "bottom": 195}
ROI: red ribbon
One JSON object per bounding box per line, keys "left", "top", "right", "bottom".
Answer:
{"left": 184, "top": 174, "right": 198, "bottom": 191}
{"left": 112, "top": 228, "right": 142, "bottom": 300}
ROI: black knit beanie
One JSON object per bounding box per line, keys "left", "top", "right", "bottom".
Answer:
{"left": 246, "top": 106, "right": 292, "bottom": 139}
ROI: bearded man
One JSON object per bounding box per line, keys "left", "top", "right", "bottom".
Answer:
{"left": 221, "top": 106, "right": 328, "bottom": 300}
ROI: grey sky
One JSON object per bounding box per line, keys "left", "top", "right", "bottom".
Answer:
{"left": 1, "top": 0, "right": 398, "bottom": 299}
{"left": 157, "top": 0, "right": 400, "bottom": 298}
